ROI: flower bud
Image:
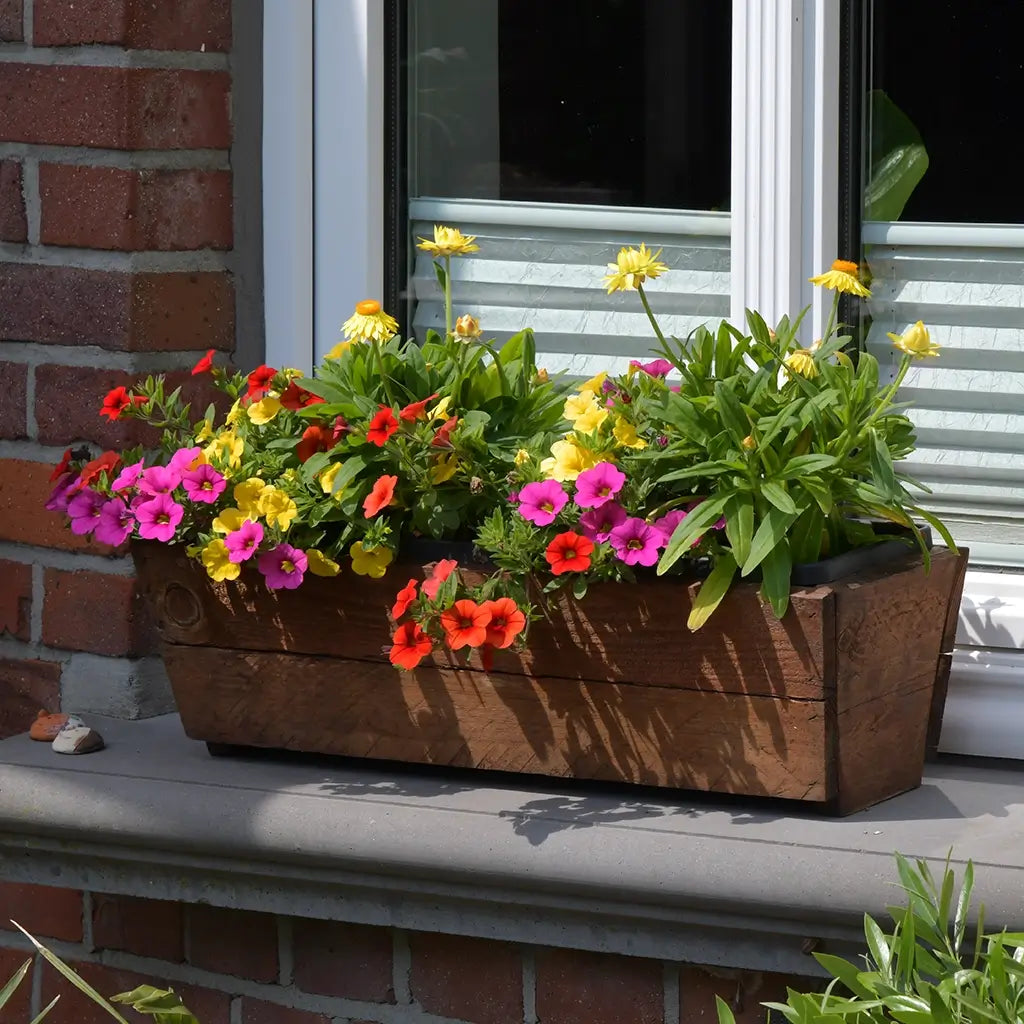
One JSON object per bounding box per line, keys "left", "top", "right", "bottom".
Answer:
{"left": 454, "top": 314, "right": 482, "bottom": 340}
{"left": 742, "top": 435, "right": 756, "bottom": 451}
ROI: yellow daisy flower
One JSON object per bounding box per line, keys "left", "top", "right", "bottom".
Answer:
{"left": 349, "top": 541, "right": 394, "bottom": 578}
{"left": 417, "top": 225, "right": 480, "bottom": 258}
{"left": 612, "top": 417, "right": 647, "bottom": 450}
{"left": 603, "top": 243, "right": 669, "bottom": 294}
{"left": 201, "top": 539, "right": 240, "bottom": 582}
{"left": 784, "top": 349, "right": 820, "bottom": 380}
{"left": 808, "top": 259, "right": 871, "bottom": 298}
{"left": 888, "top": 320, "right": 940, "bottom": 358}
{"left": 341, "top": 299, "right": 399, "bottom": 343}
{"left": 247, "top": 396, "right": 282, "bottom": 425}
{"left": 306, "top": 549, "right": 341, "bottom": 577}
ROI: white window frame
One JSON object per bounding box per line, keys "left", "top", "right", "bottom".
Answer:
{"left": 260, "top": 0, "right": 1024, "bottom": 760}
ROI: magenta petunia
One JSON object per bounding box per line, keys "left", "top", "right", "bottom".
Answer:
{"left": 93, "top": 498, "right": 135, "bottom": 546}
{"left": 257, "top": 543, "right": 308, "bottom": 590}
{"left": 134, "top": 493, "right": 184, "bottom": 542}
{"left": 517, "top": 479, "right": 568, "bottom": 526}
{"left": 578, "top": 501, "right": 627, "bottom": 543}
{"left": 574, "top": 461, "right": 627, "bottom": 509}
{"left": 609, "top": 516, "right": 662, "bottom": 567}
{"left": 652, "top": 509, "right": 688, "bottom": 548}
{"left": 630, "top": 358, "right": 674, "bottom": 378}
{"left": 169, "top": 446, "right": 204, "bottom": 474}
{"left": 111, "top": 459, "right": 145, "bottom": 493}
{"left": 66, "top": 488, "right": 106, "bottom": 535}
{"left": 224, "top": 519, "right": 264, "bottom": 563}
{"left": 45, "top": 473, "right": 78, "bottom": 513}
{"left": 182, "top": 463, "right": 227, "bottom": 504}
{"left": 137, "top": 464, "right": 182, "bottom": 498}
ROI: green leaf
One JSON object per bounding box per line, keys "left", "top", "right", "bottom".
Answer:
{"left": 909, "top": 505, "right": 959, "bottom": 555}
{"left": 687, "top": 552, "right": 738, "bottom": 630}
{"left": 954, "top": 860, "right": 974, "bottom": 955}
{"left": 800, "top": 475, "right": 833, "bottom": 515}
{"left": 714, "top": 995, "right": 737, "bottom": 1024}
{"left": 300, "top": 451, "right": 332, "bottom": 482}
{"left": 724, "top": 492, "right": 754, "bottom": 566}
{"left": 869, "top": 429, "right": 899, "bottom": 501}
{"left": 657, "top": 494, "right": 731, "bottom": 575}
{"left": 332, "top": 454, "right": 368, "bottom": 492}
{"left": 741, "top": 505, "right": 798, "bottom": 576}
{"left": 864, "top": 90, "right": 930, "bottom": 222}
{"left": 714, "top": 380, "right": 750, "bottom": 447}
{"left": 789, "top": 506, "right": 825, "bottom": 565}
{"left": 0, "top": 958, "right": 31, "bottom": 1011}
{"left": 864, "top": 914, "right": 893, "bottom": 976}
{"left": 657, "top": 460, "right": 739, "bottom": 484}
{"left": 110, "top": 986, "right": 200, "bottom": 1024}
{"left": 660, "top": 392, "right": 707, "bottom": 442}
{"left": 761, "top": 480, "right": 798, "bottom": 515}
{"left": 759, "top": 539, "right": 792, "bottom": 618}
{"left": 814, "top": 954, "right": 877, "bottom": 1000}
{"left": 30, "top": 995, "right": 61, "bottom": 1023}
{"left": 779, "top": 453, "right": 838, "bottom": 479}
{"left": 432, "top": 259, "right": 448, "bottom": 295}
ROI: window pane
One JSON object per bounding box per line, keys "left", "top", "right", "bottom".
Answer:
{"left": 408, "top": 0, "right": 730, "bottom": 211}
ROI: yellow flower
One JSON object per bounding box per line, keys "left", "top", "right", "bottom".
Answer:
{"left": 205, "top": 430, "right": 243, "bottom": 469}
{"left": 784, "top": 349, "right": 820, "bottom": 380}
{"left": 201, "top": 539, "right": 240, "bottom": 582}
{"left": 225, "top": 400, "right": 245, "bottom": 426}
{"left": 417, "top": 225, "right": 480, "bottom": 258}
{"left": 888, "top": 320, "right": 940, "bottom": 359}
{"left": 349, "top": 541, "right": 394, "bottom": 578}
{"left": 326, "top": 339, "right": 355, "bottom": 359}
{"left": 429, "top": 452, "right": 459, "bottom": 485}
{"left": 454, "top": 314, "right": 482, "bottom": 340}
{"left": 306, "top": 549, "right": 341, "bottom": 577}
{"left": 534, "top": 368, "right": 549, "bottom": 383}
{"left": 429, "top": 395, "right": 452, "bottom": 422}
{"left": 234, "top": 477, "right": 266, "bottom": 515}
{"left": 575, "top": 404, "right": 608, "bottom": 434}
{"left": 742, "top": 435, "right": 757, "bottom": 451}
{"left": 212, "top": 507, "right": 252, "bottom": 535}
{"left": 563, "top": 390, "right": 607, "bottom": 434}
{"left": 341, "top": 299, "right": 399, "bottom": 343}
{"left": 257, "top": 487, "right": 298, "bottom": 531}
{"left": 612, "top": 417, "right": 647, "bottom": 450}
{"left": 603, "top": 243, "right": 669, "bottom": 294}
{"left": 540, "top": 437, "right": 601, "bottom": 482}
{"left": 194, "top": 419, "right": 214, "bottom": 443}
{"left": 514, "top": 448, "right": 531, "bottom": 467}
{"left": 808, "top": 259, "right": 871, "bottom": 298}
{"left": 319, "top": 462, "right": 345, "bottom": 497}
{"left": 581, "top": 370, "right": 607, "bottom": 394}
{"left": 247, "top": 396, "right": 282, "bottom": 425}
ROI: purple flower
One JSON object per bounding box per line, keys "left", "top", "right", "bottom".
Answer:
{"left": 225, "top": 519, "right": 264, "bottom": 563}
{"left": 182, "top": 463, "right": 226, "bottom": 504}
{"left": 517, "top": 480, "right": 568, "bottom": 526}
{"left": 578, "top": 501, "right": 627, "bottom": 543}
{"left": 574, "top": 462, "right": 627, "bottom": 509}
{"left": 652, "top": 510, "right": 688, "bottom": 548}
{"left": 609, "top": 517, "right": 662, "bottom": 567}
{"left": 169, "top": 446, "right": 203, "bottom": 473}
{"left": 66, "top": 488, "right": 106, "bottom": 535}
{"left": 258, "top": 543, "right": 307, "bottom": 590}
{"left": 111, "top": 459, "right": 144, "bottom": 493}
{"left": 656, "top": 435, "right": 669, "bottom": 448}
{"left": 630, "top": 358, "right": 673, "bottom": 378}
{"left": 94, "top": 498, "right": 135, "bottom": 546}
{"left": 45, "top": 473, "right": 78, "bottom": 513}
{"left": 507, "top": 490, "right": 520, "bottom": 504}
{"left": 601, "top": 379, "right": 617, "bottom": 394}
{"left": 135, "top": 493, "right": 184, "bottom": 542}
{"left": 137, "top": 464, "right": 181, "bottom": 498}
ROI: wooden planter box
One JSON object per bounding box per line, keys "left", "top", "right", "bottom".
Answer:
{"left": 133, "top": 542, "right": 967, "bottom": 815}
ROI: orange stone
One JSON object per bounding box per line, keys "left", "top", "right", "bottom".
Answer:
{"left": 29, "top": 710, "right": 68, "bottom": 741}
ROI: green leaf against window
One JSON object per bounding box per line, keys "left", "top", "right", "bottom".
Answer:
{"left": 865, "top": 90, "right": 930, "bottom": 222}
{"left": 687, "top": 551, "right": 737, "bottom": 630}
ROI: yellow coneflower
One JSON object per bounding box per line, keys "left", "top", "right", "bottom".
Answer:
{"left": 808, "top": 259, "right": 871, "bottom": 298}
{"left": 341, "top": 299, "right": 399, "bottom": 343}
{"left": 784, "top": 349, "right": 819, "bottom": 380}
{"left": 417, "top": 225, "right": 480, "bottom": 258}
{"left": 888, "top": 320, "right": 940, "bottom": 359}
{"left": 603, "top": 243, "right": 669, "bottom": 294}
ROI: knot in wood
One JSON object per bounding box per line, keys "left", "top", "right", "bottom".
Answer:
{"left": 163, "top": 582, "right": 203, "bottom": 629}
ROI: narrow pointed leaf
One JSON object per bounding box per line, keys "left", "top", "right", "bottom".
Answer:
{"left": 687, "top": 552, "right": 738, "bottom": 630}
{"left": 724, "top": 493, "right": 754, "bottom": 566}
{"left": 0, "top": 958, "right": 31, "bottom": 1010}
{"left": 761, "top": 480, "right": 798, "bottom": 515}
{"left": 759, "top": 540, "right": 792, "bottom": 618}
{"left": 657, "top": 494, "right": 731, "bottom": 575}
{"left": 741, "top": 505, "right": 798, "bottom": 576}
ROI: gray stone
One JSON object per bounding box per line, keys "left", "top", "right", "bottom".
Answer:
{"left": 60, "top": 654, "right": 175, "bottom": 719}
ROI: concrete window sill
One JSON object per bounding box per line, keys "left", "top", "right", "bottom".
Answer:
{"left": 1, "top": 715, "right": 1022, "bottom": 976}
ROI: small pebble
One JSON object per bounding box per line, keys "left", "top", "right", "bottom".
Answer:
{"left": 29, "top": 711, "right": 69, "bottom": 742}
{"left": 51, "top": 715, "right": 105, "bottom": 755}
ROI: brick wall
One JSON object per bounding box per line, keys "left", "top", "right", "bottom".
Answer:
{"left": 0, "top": 0, "right": 238, "bottom": 732}
{"left": 0, "top": 882, "right": 806, "bottom": 1024}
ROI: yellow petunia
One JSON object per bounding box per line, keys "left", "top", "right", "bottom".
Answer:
{"left": 808, "top": 259, "right": 871, "bottom": 298}
{"left": 341, "top": 299, "right": 399, "bottom": 343}
{"left": 212, "top": 507, "right": 252, "bottom": 535}
{"left": 247, "top": 396, "right": 282, "bottom": 425}
{"left": 201, "top": 539, "right": 240, "bottom": 582}
{"left": 233, "top": 477, "right": 266, "bottom": 515}
{"left": 603, "top": 243, "right": 669, "bottom": 294}
{"left": 888, "top": 320, "right": 940, "bottom": 359}
{"left": 257, "top": 487, "right": 298, "bottom": 531}
{"left": 349, "top": 541, "right": 394, "bottom": 578}
{"left": 429, "top": 395, "right": 452, "bottom": 422}
{"left": 327, "top": 339, "right": 355, "bottom": 360}
{"left": 319, "top": 462, "right": 345, "bottom": 497}
{"left": 306, "top": 549, "right": 341, "bottom": 577}
{"left": 563, "top": 390, "right": 607, "bottom": 434}
{"left": 581, "top": 370, "right": 608, "bottom": 394}
{"left": 204, "top": 430, "right": 243, "bottom": 469}
{"left": 540, "top": 437, "right": 601, "bottom": 482}
{"left": 612, "top": 417, "right": 647, "bottom": 450}
{"left": 784, "top": 349, "right": 820, "bottom": 380}
{"left": 429, "top": 452, "right": 458, "bottom": 485}
{"left": 417, "top": 225, "right": 480, "bottom": 258}
{"left": 194, "top": 419, "right": 214, "bottom": 443}
{"left": 225, "top": 400, "right": 245, "bottom": 426}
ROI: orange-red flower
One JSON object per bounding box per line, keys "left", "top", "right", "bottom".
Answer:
{"left": 431, "top": 416, "right": 458, "bottom": 448}
{"left": 296, "top": 424, "right": 334, "bottom": 463}
{"left": 367, "top": 406, "right": 399, "bottom": 446}
{"left": 245, "top": 364, "right": 277, "bottom": 401}
{"left": 391, "top": 578, "right": 419, "bottom": 619}
{"left": 480, "top": 597, "right": 526, "bottom": 649}
{"left": 440, "top": 599, "right": 491, "bottom": 650}
{"left": 77, "top": 451, "right": 120, "bottom": 488}
{"left": 100, "top": 386, "right": 145, "bottom": 421}
{"left": 191, "top": 349, "right": 215, "bottom": 375}
{"left": 389, "top": 621, "right": 432, "bottom": 670}
{"left": 544, "top": 531, "right": 594, "bottom": 575}
{"left": 50, "top": 448, "right": 72, "bottom": 482}
{"left": 399, "top": 392, "right": 440, "bottom": 422}
{"left": 280, "top": 380, "right": 326, "bottom": 410}
{"left": 421, "top": 558, "right": 458, "bottom": 599}
{"left": 363, "top": 474, "right": 398, "bottom": 518}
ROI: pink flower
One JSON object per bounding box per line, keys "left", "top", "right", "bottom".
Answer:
{"left": 652, "top": 510, "right": 688, "bottom": 547}
{"left": 578, "top": 501, "right": 627, "bottom": 543}
{"left": 111, "top": 459, "right": 144, "bottom": 493}
{"left": 45, "top": 473, "right": 78, "bottom": 513}
{"left": 135, "top": 493, "right": 184, "bottom": 542}
{"left": 574, "top": 462, "right": 626, "bottom": 509}
{"left": 609, "top": 517, "right": 662, "bottom": 567}
{"left": 258, "top": 544, "right": 307, "bottom": 590}
{"left": 66, "top": 488, "right": 105, "bottom": 535}
{"left": 517, "top": 480, "right": 568, "bottom": 526}
{"left": 94, "top": 498, "right": 135, "bottom": 546}
{"left": 225, "top": 520, "right": 264, "bottom": 563}
{"left": 182, "top": 464, "right": 227, "bottom": 504}
{"left": 631, "top": 358, "right": 674, "bottom": 378}
{"left": 169, "top": 446, "right": 204, "bottom": 474}
{"left": 137, "top": 464, "right": 182, "bottom": 498}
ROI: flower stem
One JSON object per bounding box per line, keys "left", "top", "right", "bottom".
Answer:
{"left": 444, "top": 255, "right": 453, "bottom": 340}
{"left": 637, "top": 284, "right": 666, "bottom": 348}
{"left": 372, "top": 339, "right": 397, "bottom": 408}
{"left": 822, "top": 290, "right": 840, "bottom": 345}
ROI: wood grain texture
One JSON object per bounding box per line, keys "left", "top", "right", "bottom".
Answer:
{"left": 926, "top": 548, "right": 970, "bottom": 757}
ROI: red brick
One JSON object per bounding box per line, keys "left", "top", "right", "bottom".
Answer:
{"left": 240, "top": 1001, "right": 330, "bottom": 1024}
{"left": 34, "top": 0, "right": 231, "bottom": 50}
{"left": 0, "top": 559, "right": 31, "bottom": 642}
{"left": 292, "top": 920, "right": 394, "bottom": 1003}
{"left": 0, "top": 160, "right": 26, "bottom": 242}
{"left": 187, "top": 905, "right": 278, "bottom": 983}
{"left": 42, "top": 567, "right": 154, "bottom": 657}
{"left": 0, "top": 658, "right": 61, "bottom": 740}
{"left": 0, "top": 362, "right": 27, "bottom": 440}
{"left": 0, "top": 947, "right": 32, "bottom": 1021}
{"left": 0, "top": 264, "right": 235, "bottom": 352}
{"left": 0, "top": 65, "right": 231, "bottom": 149}
{"left": 41, "top": 961, "right": 230, "bottom": 1024}
{"left": 0, "top": 884, "right": 82, "bottom": 942}
{"left": 91, "top": 894, "right": 184, "bottom": 961}
{"left": 679, "top": 968, "right": 806, "bottom": 1024}
{"left": 0, "top": 0, "right": 21, "bottom": 40}
{"left": 535, "top": 948, "right": 664, "bottom": 1024}
{"left": 40, "top": 165, "right": 233, "bottom": 251}
{"left": 409, "top": 932, "right": 521, "bottom": 1024}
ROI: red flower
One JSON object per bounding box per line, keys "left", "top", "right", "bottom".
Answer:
{"left": 366, "top": 406, "right": 399, "bottom": 446}
{"left": 391, "top": 579, "right": 419, "bottom": 619}
{"left": 245, "top": 364, "right": 277, "bottom": 401}
{"left": 191, "top": 349, "right": 216, "bottom": 375}
{"left": 296, "top": 424, "right": 335, "bottom": 463}
{"left": 100, "top": 386, "right": 144, "bottom": 421}
{"left": 399, "top": 392, "right": 440, "bottom": 422}
{"left": 363, "top": 474, "right": 398, "bottom": 518}
{"left": 331, "top": 415, "right": 350, "bottom": 442}
{"left": 280, "top": 380, "right": 326, "bottom": 410}
{"left": 440, "top": 599, "right": 491, "bottom": 651}
{"left": 421, "top": 558, "right": 458, "bottom": 600}
{"left": 50, "top": 448, "right": 72, "bottom": 483}
{"left": 545, "top": 531, "right": 594, "bottom": 575}
{"left": 480, "top": 597, "right": 527, "bottom": 649}
{"left": 431, "top": 416, "right": 459, "bottom": 448}
{"left": 389, "top": 621, "right": 432, "bottom": 670}
{"left": 77, "top": 451, "right": 120, "bottom": 489}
